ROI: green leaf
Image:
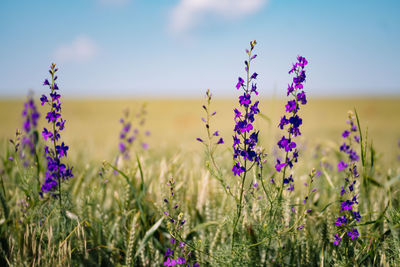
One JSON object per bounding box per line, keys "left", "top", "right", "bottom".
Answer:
{"left": 134, "top": 218, "right": 163, "bottom": 260}
{"left": 136, "top": 154, "right": 145, "bottom": 193}
{"left": 107, "top": 163, "right": 137, "bottom": 197}
{"left": 320, "top": 201, "right": 338, "bottom": 213}
{"left": 354, "top": 109, "right": 365, "bottom": 166}
{"left": 366, "top": 176, "right": 383, "bottom": 188}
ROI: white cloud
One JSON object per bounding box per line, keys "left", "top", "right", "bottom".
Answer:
{"left": 169, "top": 0, "right": 268, "bottom": 34}
{"left": 99, "top": 0, "right": 130, "bottom": 6}
{"left": 54, "top": 35, "right": 100, "bottom": 63}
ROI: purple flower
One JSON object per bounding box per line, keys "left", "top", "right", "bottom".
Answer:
{"left": 232, "top": 162, "right": 245, "bottom": 176}
{"left": 278, "top": 116, "right": 289, "bottom": 129}
{"left": 349, "top": 149, "right": 359, "bottom": 162}
{"left": 287, "top": 83, "right": 295, "bottom": 96}
{"left": 334, "top": 233, "right": 342, "bottom": 246}
{"left": 40, "top": 95, "right": 48, "bottom": 106}
{"left": 347, "top": 228, "right": 359, "bottom": 240}
{"left": 340, "top": 186, "right": 347, "bottom": 196}
{"left": 217, "top": 137, "right": 224, "bottom": 144}
{"left": 342, "top": 130, "right": 350, "bottom": 138}
{"left": 337, "top": 160, "right": 348, "bottom": 171}
{"left": 353, "top": 211, "right": 361, "bottom": 222}
{"left": 163, "top": 258, "right": 177, "bottom": 266}
{"left": 335, "top": 216, "right": 347, "bottom": 227}
{"left": 250, "top": 72, "right": 258, "bottom": 79}
{"left": 239, "top": 93, "right": 251, "bottom": 106}
{"left": 275, "top": 159, "right": 287, "bottom": 172}
{"left": 165, "top": 248, "right": 173, "bottom": 257}
{"left": 236, "top": 77, "right": 244, "bottom": 89}
{"left": 340, "top": 142, "right": 349, "bottom": 152}
{"left": 177, "top": 257, "right": 186, "bottom": 264}
{"left": 119, "top": 142, "right": 126, "bottom": 153}
{"left": 340, "top": 200, "right": 354, "bottom": 212}
{"left": 142, "top": 143, "right": 148, "bottom": 150}
{"left": 55, "top": 142, "right": 69, "bottom": 157}
{"left": 285, "top": 100, "right": 297, "bottom": 113}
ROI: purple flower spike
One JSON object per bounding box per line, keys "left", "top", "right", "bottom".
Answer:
{"left": 115, "top": 104, "right": 150, "bottom": 166}
{"left": 276, "top": 56, "right": 308, "bottom": 190}
{"left": 40, "top": 63, "right": 73, "bottom": 196}
{"left": 232, "top": 42, "right": 262, "bottom": 184}
{"left": 334, "top": 111, "right": 362, "bottom": 243}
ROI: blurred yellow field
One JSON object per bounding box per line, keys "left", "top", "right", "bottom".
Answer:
{"left": 1, "top": 98, "right": 399, "bottom": 163}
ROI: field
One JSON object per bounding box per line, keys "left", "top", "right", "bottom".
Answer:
{"left": 1, "top": 98, "right": 399, "bottom": 161}
{"left": 0, "top": 94, "right": 400, "bottom": 266}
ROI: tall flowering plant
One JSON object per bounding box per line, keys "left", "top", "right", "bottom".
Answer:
{"left": 40, "top": 64, "right": 73, "bottom": 202}
{"left": 20, "top": 93, "right": 40, "bottom": 168}
{"left": 231, "top": 40, "right": 261, "bottom": 245}
{"left": 334, "top": 111, "right": 361, "bottom": 246}
{"left": 162, "top": 178, "right": 199, "bottom": 267}
{"left": 116, "top": 105, "right": 150, "bottom": 164}
{"left": 196, "top": 89, "right": 229, "bottom": 193}
{"left": 276, "top": 56, "right": 308, "bottom": 193}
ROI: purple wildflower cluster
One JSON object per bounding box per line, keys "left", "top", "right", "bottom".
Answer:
{"left": 337, "top": 111, "right": 360, "bottom": 171}
{"left": 232, "top": 40, "right": 261, "bottom": 177}
{"left": 276, "top": 56, "right": 308, "bottom": 191}
{"left": 40, "top": 64, "right": 73, "bottom": 196}
{"left": 20, "top": 93, "right": 40, "bottom": 165}
{"left": 117, "top": 105, "right": 150, "bottom": 160}
{"left": 333, "top": 111, "right": 361, "bottom": 246}
{"left": 196, "top": 89, "right": 224, "bottom": 146}
{"left": 162, "top": 178, "right": 198, "bottom": 267}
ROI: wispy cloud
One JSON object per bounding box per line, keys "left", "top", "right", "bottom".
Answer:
{"left": 53, "top": 35, "right": 100, "bottom": 63}
{"left": 169, "top": 0, "right": 268, "bottom": 34}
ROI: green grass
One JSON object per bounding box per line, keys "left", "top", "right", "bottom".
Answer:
{"left": 0, "top": 97, "right": 399, "bottom": 266}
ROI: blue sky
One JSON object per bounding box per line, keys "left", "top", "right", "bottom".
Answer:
{"left": 0, "top": 0, "right": 399, "bottom": 98}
